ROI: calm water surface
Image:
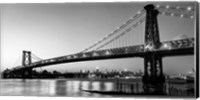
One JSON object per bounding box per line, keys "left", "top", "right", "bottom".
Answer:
{"left": 1, "top": 79, "right": 115, "bottom": 97}
{"left": 0, "top": 79, "right": 194, "bottom": 97}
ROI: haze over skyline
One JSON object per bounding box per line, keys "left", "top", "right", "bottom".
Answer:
{"left": 1, "top": 2, "right": 195, "bottom": 74}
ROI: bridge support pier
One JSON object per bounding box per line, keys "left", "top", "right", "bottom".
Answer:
{"left": 142, "top": 54, "right": 165, "bottom": 94}
{"left": 142, "top": 4, "right": 165, "bottom": 95}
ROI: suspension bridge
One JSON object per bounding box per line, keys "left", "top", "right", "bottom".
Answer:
{"left": 8, "top": 4, "right": 195, "bottom": 94}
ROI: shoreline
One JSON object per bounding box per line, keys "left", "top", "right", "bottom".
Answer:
{"left": 1, "top": 78, "right": 142, "bottom": 83}
{"left": 1, "top": 78, "right": 194, "bottom": 84}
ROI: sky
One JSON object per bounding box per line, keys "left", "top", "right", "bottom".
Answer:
{"left": 0, "top": 2, "right": 195, "bottom": 75}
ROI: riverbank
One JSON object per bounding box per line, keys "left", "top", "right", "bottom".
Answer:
{"left": 1, "top": 77, "right": 193, "bottom": 84}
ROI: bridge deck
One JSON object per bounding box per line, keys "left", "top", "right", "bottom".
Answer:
{"left": 12, "top": 38, "right": 194, "bottom": 70}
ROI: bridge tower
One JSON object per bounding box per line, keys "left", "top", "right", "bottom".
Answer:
{"left": 22, "top": 50, "right": 32, "bottom": 78}
{"left": 22, "top": 50, "right": 32, "bottom": 67}
{"left": 142, "top": 4, "right": 165, "bottom": 94}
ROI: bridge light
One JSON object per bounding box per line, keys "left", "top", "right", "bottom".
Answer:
{"left": 163, "top": 43, "right": 172, "bottom": 50}
{"left": 137, "top": 11, "right": 141, "bottom": 14}
{"left": 123, "top": 21, "right": 127, "bottom": 25}
{"left": 180, "top": 14, "right": 184, "bottom": 18}
{"left": 99, "top": 38, "right": 103, "bottom": 41}
{"left": 82, "top": 54, "right": 87, "bottom": 57}
{"left": 187, "top": 6, "right": 192, "bottom": 11}
{"left": 131, "top": 16, "right": 135, "bottom": 19}
{"left": 105, "top": 34, "right": 109, "bottom": 37}
{"left": 166, "top": 5, "right": 169, "bottom": 9}
{"left": 93, "top": 52, "right": 99, "bottom": 56}
{"left": 190, "top": 16, "right": 194, "bottom": 19}
{"left": 156, "top": 5, "right": 160, "bottom": 8}
{"left": 73, "top": 55, "right": 77, "bottom": 58}
{"left": 67, "top": 56, "right": 71, "bottom": 59}
{"left": 105, "top": 51, "right": 111, "bottom": 55}
{"left": 163, "top": 43, "right": 168, "bottom": 48}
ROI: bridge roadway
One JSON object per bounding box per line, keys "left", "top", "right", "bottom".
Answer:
{"left": 13, "top": 38, "right": 194, "bottom": 71}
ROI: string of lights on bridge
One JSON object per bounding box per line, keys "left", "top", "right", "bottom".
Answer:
{"left": 155, "top": 5, "right": 195, "bottom": 19}
{"left": 81, "top": 9, "right": 146, "bottom": 53}
{"left": 156, "top": 4, "right": 195, "bottom": 12}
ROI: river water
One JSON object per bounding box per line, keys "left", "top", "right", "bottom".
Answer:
{"left": 0, "top": 79, "right": 194, "bottom": 97}
{"left": 1, "top": 79, "right": 117, "bottom": 97}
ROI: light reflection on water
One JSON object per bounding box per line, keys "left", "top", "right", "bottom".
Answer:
{"left": 104, "top": 82, "right": 113, "bottom": 91}
{"left": 0, "top": 79, "right": 114, "bottom": 97}
{"left": 0, "top": 79, "right": 194, "bottom": 97}
{"left": 82, "top": 81, "right": 89, "bottom": 90}
{"left": 92, "top": 82, "right": 100, "bottom": 91}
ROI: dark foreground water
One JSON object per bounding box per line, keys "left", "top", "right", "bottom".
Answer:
{"left": 0, "top": 79, "right": 195, "bottom": 97}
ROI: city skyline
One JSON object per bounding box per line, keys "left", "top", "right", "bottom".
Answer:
{"left": 1, "top": 2, "right": 195, "bottom": 75}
